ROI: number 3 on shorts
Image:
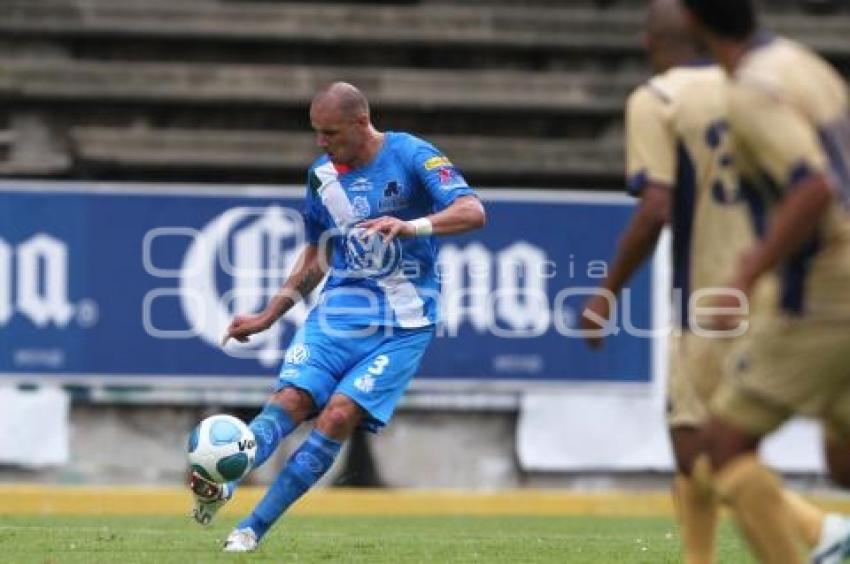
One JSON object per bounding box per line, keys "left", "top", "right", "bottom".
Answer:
{"left": 368, "top": 355, "right": 390, "bottom": 376}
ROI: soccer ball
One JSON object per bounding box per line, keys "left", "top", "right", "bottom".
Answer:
{"left": 187, "top": 414, "right": 257, "bottom": 484}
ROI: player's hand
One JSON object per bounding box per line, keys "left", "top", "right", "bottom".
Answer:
{"left": 708, "top": 250, "right": 756, "bottom": 331}
{"left": 221, "top": 313, "right": 273, "bottom": 347}
{"left": 707, "top": 291, "right": 748, "bottom": 331}
{"left": 357, "top": 216, "right": 414, "bottom": 243}
{"left": 581, "top": 293, "right": 612, "bottom": 350}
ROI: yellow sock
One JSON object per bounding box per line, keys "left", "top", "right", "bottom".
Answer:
{"left": 673, "top": 471, "right": 718, "bottom": 564}
{"left": 782, "top": 490, "right": 825, "bottom": 548}
{"left": 715, "top": 454, "right": 803, "bottom": 564}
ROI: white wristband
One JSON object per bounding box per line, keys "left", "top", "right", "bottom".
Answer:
{"left": 408, "top": 217, "right": 433, "bottom": 237}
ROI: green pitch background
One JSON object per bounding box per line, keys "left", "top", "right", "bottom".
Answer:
{"left": 0, "top": 515, "right": 754, "bottom": 563}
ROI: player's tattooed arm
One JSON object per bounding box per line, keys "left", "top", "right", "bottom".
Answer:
{"left": 221, "top": 243, "right": 330, "bottom": 346}
{"left": 267, "top": 243, "right": 331, "bottom": 319}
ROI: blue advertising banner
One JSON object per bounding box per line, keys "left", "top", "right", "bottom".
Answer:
{"left": 0, "top": 182, "right": 653, "bottom": 388}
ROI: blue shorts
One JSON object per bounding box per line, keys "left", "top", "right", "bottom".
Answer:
{"left": 276, "top": 321, "right": 435, "bottom": 432}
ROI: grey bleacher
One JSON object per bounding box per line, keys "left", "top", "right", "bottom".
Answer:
{"left": 70, "top": 126, "right": 622, "bottom": 180}
{"left": 0, "top": 59, "right": 638, "bottom": 111}
{"left": 1, "top": 0, "right": 848, "bottom": 188}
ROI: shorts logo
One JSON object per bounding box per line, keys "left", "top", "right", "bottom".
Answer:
{"left": 353, "top": 374, "right": 375, "bottom": 393}
{"left": 424, "top": 156, "right": 452, "bottom": 170}
{"left": 285, "top": 344, "right": 310, "bottom": 365}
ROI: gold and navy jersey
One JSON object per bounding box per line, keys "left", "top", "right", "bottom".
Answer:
{"left": 626, "top": 64, "right": 755, "bottom": 328}
{"left": 729, "top": 36, "right": 850, "bottom": 318}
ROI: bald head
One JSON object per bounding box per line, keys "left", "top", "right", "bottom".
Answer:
{"left": 311, "top": 82, "right": 370, "bottom": 121}
{"left": 644, "top": 0, "right": 702, "bottom": 72}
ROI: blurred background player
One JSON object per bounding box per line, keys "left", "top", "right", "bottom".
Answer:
{"left": 582, "top": 0, "right": 847, "bottom": 562}
{"left": 190, "top": 81, "right": 486, "bottom": 552}
{"left": 682, "top": 0, "right": 850, "bottom": 562}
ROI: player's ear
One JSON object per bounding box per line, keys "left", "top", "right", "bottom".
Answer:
{"left": 354, "top": 112, "right": 370, "bottom": 128}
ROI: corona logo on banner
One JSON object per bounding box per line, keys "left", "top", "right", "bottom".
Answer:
{"left": 178, "top": 206, "right": 309, "bottom": 367}
{"left": 2, "top": 184, "right": 652, "bottom": 384}
{"left": 0, "top": 233, "right": 97, "bottom": 329}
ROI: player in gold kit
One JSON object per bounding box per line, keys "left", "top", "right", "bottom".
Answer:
{"left": 683, "top": 0, "right": 850, "bottom": 562}
{"left": 584, "top": 1, "right": 850, "bottom": 562}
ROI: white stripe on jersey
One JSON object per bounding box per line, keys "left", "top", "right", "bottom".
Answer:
{"left": 314, "top": 160, "right": 429, "bottom": 327}
{"left": 377, "top": 272, "right": 429, "bottom": 328}
{"left": 314, "top": 161, "right": 356, "bottom": 228}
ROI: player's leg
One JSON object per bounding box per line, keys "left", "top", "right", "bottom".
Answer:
{"left": 670, "top": 426, "right": 717, "bottom": 564}
{"left": 250, "top": 386, "right": 314, "bottom": 470}
{"left": 707, "top": 317, "right": 850, "bottom": 563}
{"left": 806, "top": 400, "right": 850, "bottom": 562}
{"left": 225, "top": 325, "right": 436, "bottom": 551}
{"left": 247, "top": 331, "right": 331, "bottom": 472}
{"left": 190, "top": 330, "right": 324, "bottom": 525}
{"left": 229, "top": 393, "right": 356, "bottom": 550}
{"left": 189, "top": 387, "right": 316, "bottom": 525}
{"left": 666, "top": 334, "right": 719, "bottom": 564}
{"left": 705, "top": 414, "right": 803, "bottom": 564}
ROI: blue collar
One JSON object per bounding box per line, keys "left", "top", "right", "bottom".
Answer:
{"left": 679, "top": 57, "right": 714, "bottom": 68}
{"left": 745, "top": 31, "right": 776, "bottom": 53}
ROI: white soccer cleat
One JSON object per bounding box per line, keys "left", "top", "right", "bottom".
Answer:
{"left": 189, "top": 471, "right": 231, "bottom": 526}
{"left": 811, "top": 513, "right": 850, "bottom": 564}
{"left": 223, "top": 528, "right": 258, "bottom": 553}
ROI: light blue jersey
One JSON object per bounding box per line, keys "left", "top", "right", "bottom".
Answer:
{"left": 303, "top": 131, "right": 475, "bottom": 328}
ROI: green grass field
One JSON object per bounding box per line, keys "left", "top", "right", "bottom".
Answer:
{"left": 0, "top": 515, "right": 754, "bottom": 563}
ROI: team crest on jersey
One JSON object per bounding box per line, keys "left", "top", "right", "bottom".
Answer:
{"left": 285, "top": 344, "right": 310, "bottom": 365}
{"left": 378, "top": 180, "right": 409, "bottom": 212}
{"left": 349, "top": 177, "right": 373, "bottom": 192}
{"left": 351, "top": 196, "right": 371, "bottom": 220}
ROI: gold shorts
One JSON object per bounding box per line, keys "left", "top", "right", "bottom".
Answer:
{"left": 711, "top": 316, "right": 850, "bottom": 437}
{"left": 666, "top": 332, "right": 733, "bottom": 428}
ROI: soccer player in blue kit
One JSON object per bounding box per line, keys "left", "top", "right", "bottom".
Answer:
{"left": 188, "top": 81, "right": 486, "bottom": 552}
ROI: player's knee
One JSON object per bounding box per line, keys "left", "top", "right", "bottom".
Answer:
{"left": 317, "top": 399, "right": 362, "bottom": 440}
{"left": 670, "top": 426, "right": 704, "bottom": 476}
{"left": 270, "top": 387, "right": 313, "bottom": 422}
{"left": 704, "top": 417, "right": 758, "bottom": 471}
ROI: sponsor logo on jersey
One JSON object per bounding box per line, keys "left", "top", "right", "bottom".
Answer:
{"left": 343, "top": 228, "right": 403, "bottom": 278}
{"left": 424, "top": 156, "right": 452, "bottom": 170}
{"left": 349, "top": 177, "right": 373, "bottom": 192}
{"left": 378, "top": 180, "right": 409, "bottom": 212}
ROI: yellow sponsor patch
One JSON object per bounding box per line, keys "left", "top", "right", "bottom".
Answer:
{"left": 424, "top": 156, "right": 452, "bottom": 170}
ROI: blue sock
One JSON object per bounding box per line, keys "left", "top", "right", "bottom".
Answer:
{"left": 249, "top": 403, "right": 297, "bottom": 469}
{"left": 225, "top": 403, "right": 297, "bottom": 496}
{"left": 238, "top": 429, "right": 341, "bottom": 539}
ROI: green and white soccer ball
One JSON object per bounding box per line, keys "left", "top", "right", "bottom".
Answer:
{"left": 187, "top": 414, "right": 256, "bottom": 483}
